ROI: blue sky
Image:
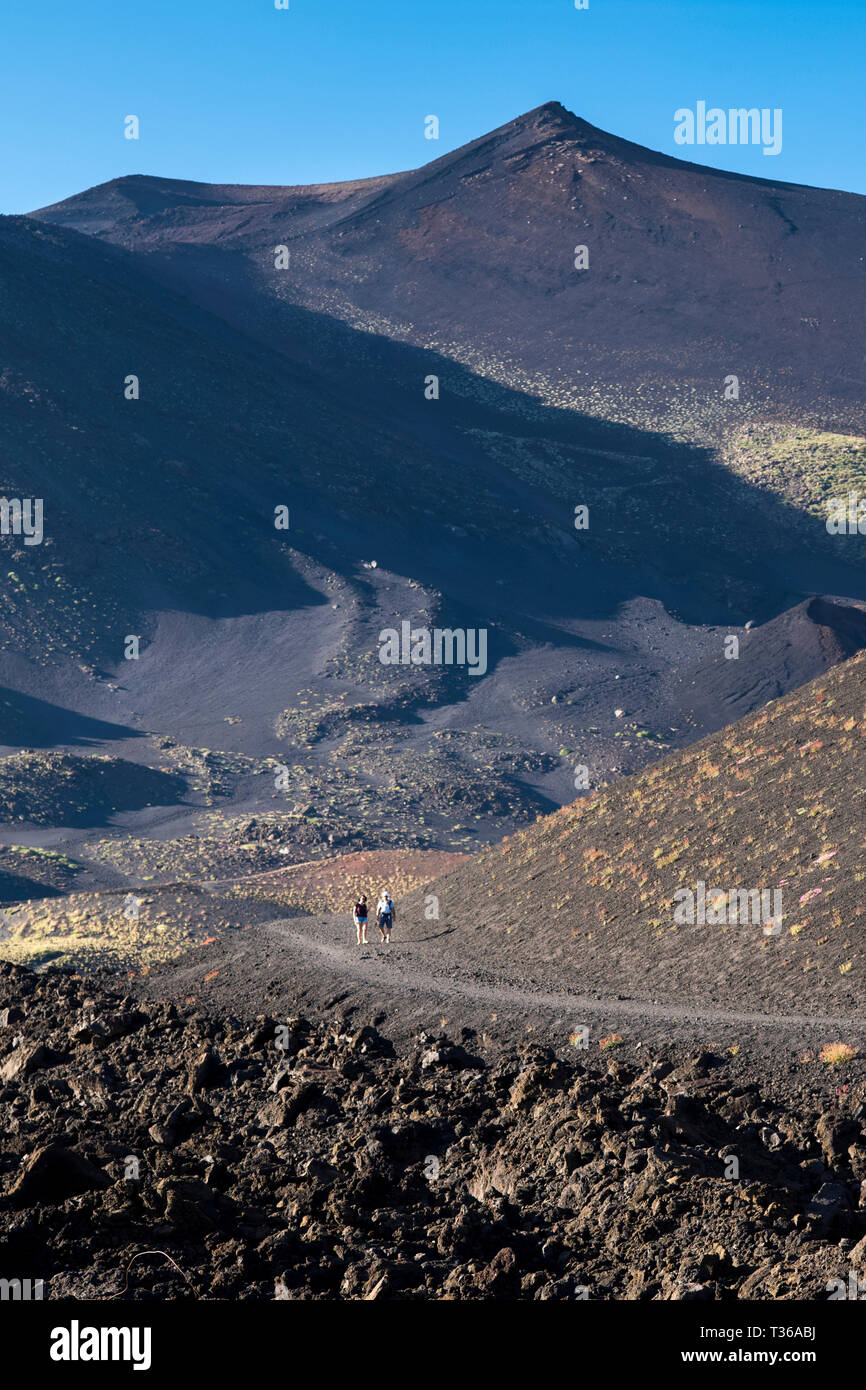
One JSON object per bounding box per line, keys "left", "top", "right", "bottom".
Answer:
{"left": 2, "top": 0, "right": 864, "bottom": 212}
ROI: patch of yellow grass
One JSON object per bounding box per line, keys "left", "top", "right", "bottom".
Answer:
{"left": 818, "top": 1042, "right": 857, "bottom": 1067}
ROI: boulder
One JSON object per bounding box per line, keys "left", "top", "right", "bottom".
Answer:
{"left": 9, "top": 1144, "right": 111, "bottom": 1206}
{"left": 0, "top": 1043, "right": 59, "bottom": 1084}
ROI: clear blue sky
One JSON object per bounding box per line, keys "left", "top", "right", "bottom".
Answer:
{"left": 2, "top": 0, "right": 864, "bottom": 212}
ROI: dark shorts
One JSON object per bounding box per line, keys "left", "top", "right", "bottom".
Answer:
{"left": 380, "top": 913, "right": 392, "bottom": 928}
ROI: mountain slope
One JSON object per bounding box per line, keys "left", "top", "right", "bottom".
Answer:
{"left": 406, "top": 646, "right": 866, "bottom": 1016}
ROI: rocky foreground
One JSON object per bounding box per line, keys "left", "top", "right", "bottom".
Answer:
{"left": 1, "top": 960, "right": 866, "bottom": 1301}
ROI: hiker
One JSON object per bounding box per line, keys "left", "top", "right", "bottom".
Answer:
{"left": 353, "top": 893, "right": 369, "bottom": 946}
{"left": 376, "top": 890, "right": 395, "bottom": 943}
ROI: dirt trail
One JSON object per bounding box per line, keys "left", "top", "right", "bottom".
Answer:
{"left": 268, "top": 920, "right": 866, "bottom": 1030}
{"left": 150, "top": 911, "right": 866, "bottom": 1043}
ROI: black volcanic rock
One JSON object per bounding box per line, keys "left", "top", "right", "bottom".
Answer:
{"left": 0, "top": 959, "right": 863, "bottom": 1300}
{"left": 10, "top": 1144, "right": 111, "bottom": 1206}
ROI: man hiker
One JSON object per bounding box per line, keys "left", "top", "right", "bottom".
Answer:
{"left": 376, "top": 890, "right": 395, "bottom": 943}
{"left": 353, "top": 894, "right": 369, "bottom": 945}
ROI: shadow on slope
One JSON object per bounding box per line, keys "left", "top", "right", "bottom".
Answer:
{"left": 0, "top": 753, "right": 188, "bottom": 828}
{"left": 4, "top": 212, "right": 865, "bottom": 671}
{"left": 0, "top": 688, "right": 142, "bottom": 749}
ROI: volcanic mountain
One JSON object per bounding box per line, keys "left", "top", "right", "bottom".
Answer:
{"left": 34, "top": 101, "right": 866, "bottom": 429}
{"left": 1, "top": 104, "right": 865, "bottom": 885}
{"left": 5, "top": 101, "right": 866, "bottom": 1317}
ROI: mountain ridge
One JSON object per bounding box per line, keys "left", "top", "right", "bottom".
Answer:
{"left": 35, "top": 99, "right": 859, "bottom": 218}
{"left": 32, "top": 101, "right": 866, "bottom": 432}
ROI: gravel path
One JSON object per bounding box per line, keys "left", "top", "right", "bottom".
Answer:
{"left": 143, "top": 910, "right": 866, "bottom": 1055}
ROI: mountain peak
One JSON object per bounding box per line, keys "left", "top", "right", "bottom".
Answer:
{"left": 524, "top": 99, "right": 579, "bottom": 125}
{"left": 499, "top": 99, "right": 596, "bottom": 141}
{"left": 475, "top": 100, "right": 646, "bottom": 165}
